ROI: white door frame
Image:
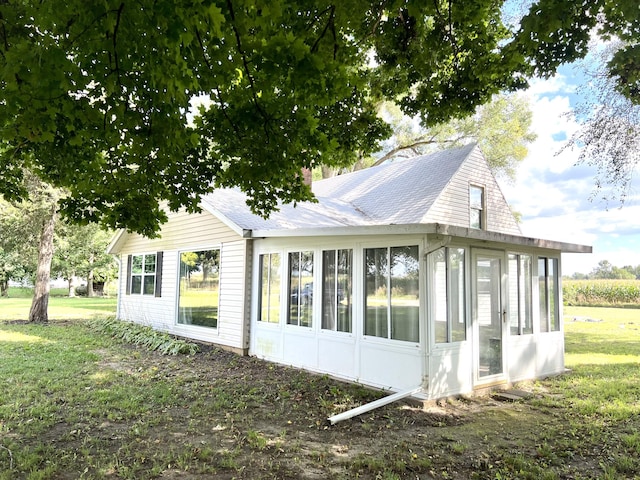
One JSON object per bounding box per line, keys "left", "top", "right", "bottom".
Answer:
{"left": 471, "top": 248, "right": 508, "bottom": 387}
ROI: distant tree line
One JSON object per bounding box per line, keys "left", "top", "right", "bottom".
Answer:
{"left": 569, "top": 260, "right": 640, "bottom": 280}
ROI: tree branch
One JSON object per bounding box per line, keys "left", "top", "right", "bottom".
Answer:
{"left": 225, "top": 0, "right": 270, "bottom": 139}
{"left": 310, "top": 5, "right": 335, "bottom": 54}
{"left": 371, "top": 133, "right": 472, "bottom": 167}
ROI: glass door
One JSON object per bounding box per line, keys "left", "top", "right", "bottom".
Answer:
{"left": 473, "top": 251, "right": 505, "bottom": 380}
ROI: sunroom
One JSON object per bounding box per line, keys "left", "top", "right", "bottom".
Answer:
{"left": 249, "top": 224, "right": 586, "bottom": 399}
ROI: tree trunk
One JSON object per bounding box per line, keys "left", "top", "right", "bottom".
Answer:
{"left": 87, "top": 269, "right": 94, "bottom": 297}
{"left": 0, "top": 279, "right": 8, "bottom": 297}
{"left": 68, "top": 277, "right": 75, "bottom": 298}
{"left": 28, "top": 209, "right": 57, "bottom": 323}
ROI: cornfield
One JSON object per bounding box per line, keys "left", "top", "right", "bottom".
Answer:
{"left": 563, "top": 280, "right": 640, "bottom": 306}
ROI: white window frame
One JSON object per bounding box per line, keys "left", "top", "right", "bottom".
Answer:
{"left": 129, "top": 253, "right": 157, "bottom": 296}
{"left": 321, "top": 248, "right": 353, "bottom": 333}
{"left": 508, "top": 253, "right": 534, "bottom": 336}
{"left": 469, "top": 184, "right": 486, "bottom": 230}
{"left": 176, "top": 248, "right": 221, "bottom": 329}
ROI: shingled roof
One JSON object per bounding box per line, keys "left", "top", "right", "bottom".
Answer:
{"left": 201, "top": 143, "right": 479, "bottom": 232}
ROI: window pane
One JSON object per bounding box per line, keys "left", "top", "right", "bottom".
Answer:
{"left": 470, "top": 209, "right": 481, "bottom": 229}
{"left": 432, "top": 248, "right": 447, "bottom": 343}
{"left": 470, "top": 186, "right": 483, "bottom": 208}
{"left": 144, "top": 254, "right": 156, "bottom": 274}
{"left": 288, "top": 251, "right": 313, "bottom": 327}
{"left": 390, "top": 246, "right": 419, "bottom": 342}
{"left": 269, "top": 254, "right": 281, "bottom": 323}
{"left": 539, "top": 258, "right": 549, "bottom": 333}
{"left": 143, "top": 274, "right": 155, "bottom": 295}
{"left": 259, "top": 254, "right": 281, "bottom": 323}
{"left": 337, "top": 249, "right": 353, "bottom": 333}
{"left": 178, "top": 250, "right": 219, "bottom": 328}
{"left": 287, "top": 253, "right": 300, "bottom": 326}
{"left": 365, "top": 248, "right": 388, "bottom": 338}
{"left": 549, "top": 258, "right": 559, "bottom": 331}
{"left": 131, "top": 255, "right": 143, "bottom": 274}
{"left": 131, "top": 275, "right": 142, "bottom": 294}
{"left": 322, "top": 250, "right": 337, "bottom": 330}
{"left": 449, "top": 248, "right": 466, "bottom": 342}
{"left": 522, "top": 255, "right": 533, "bottom": 334}
{"left": 508, "top": 254, "right": 519, "bottom": 335}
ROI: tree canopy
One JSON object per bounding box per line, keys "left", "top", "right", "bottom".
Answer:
{"left": 1, "top": 0, "right": 637, "bottom": 236}
{"left": 368, "top": 93, "right": 536, "bottom": 180}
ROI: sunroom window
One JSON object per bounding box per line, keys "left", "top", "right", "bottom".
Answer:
{"left": 539, "top": 257, "right": 559, "bottom": 332}
{"left": 322, "top": 249, "right": 353, "bottom": 333}
{"left": 508, "top": 254, "right": 533, "bottom": 335}
{"left": 177, "top": 249, "right": 220, "bottom": 328}
{"left": 365, "top": 246, "right": 419, "bottom": 342}
{"left": 258, "top": 253, "right": 281, "bottom": 324}
{"left": 287, "top": 251, "right": 314, "bottom": 327}
{"left": 431, "top": 247, "right": 466, "bottom": 343}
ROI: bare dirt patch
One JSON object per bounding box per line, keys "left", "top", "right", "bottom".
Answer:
{"left": 69, "top": 344, "right": 594, "bottom": 479}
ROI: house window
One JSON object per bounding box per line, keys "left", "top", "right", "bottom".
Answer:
{"left": 508, "top": 254, "right": 533, "bottom": 335}
{"left": 431, "top": 247, "right": 466, "bottom": 343}
{"left": 287, "top": 251, "right": 314, "bottom": 327}
{"left": 258, "top": 253, "right": 281, "bottom": 323}
{"left": 365, "top": 246, "right": 419, "bottom": 342}
{"left": 470, "top": 185, "right": 485, "bottom": 229}
{"left": 322, "top": 249, "right": 353, "bottom": 333}
{"left": 128, "top": 253, "right": 162, "bottom": 296}
{"left": 177, "top": 249, "right": 220, "bottom": 328}
{"left": 538, "top": 257, "right": 559, "bottom": 332}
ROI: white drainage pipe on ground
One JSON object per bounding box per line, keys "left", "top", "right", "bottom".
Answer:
{"left": 327, "top": 386, "right": 424, "bottom": 425}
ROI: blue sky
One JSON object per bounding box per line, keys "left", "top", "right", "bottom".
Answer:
{"left": 497, "top": 65, "right": 640, "bottom": 276}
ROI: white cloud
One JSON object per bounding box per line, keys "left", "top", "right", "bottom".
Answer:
{"left": 502, "top": 72, "right": 640, "bottom": 275}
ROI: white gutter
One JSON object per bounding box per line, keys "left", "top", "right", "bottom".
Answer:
{"left": 327, "top": 386, "right": 423, "bottom": 425}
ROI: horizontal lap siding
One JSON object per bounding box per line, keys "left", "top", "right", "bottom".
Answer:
{"left": 218, "top": 240, "right": 251, "bottom": 349}
{"left": 115, "top": 209, "right": 250, "bottom": 351}
{"left": 426, "top": 149, "right": 521, "bottom": 235}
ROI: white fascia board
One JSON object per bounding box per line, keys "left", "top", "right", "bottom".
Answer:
{"left": 250, "top": 222, "right": 592, "bottom": 254}
{"left": 199, "top": 202, "right": 252, "bottom": 238}
{"left": 106, "top": 229, "right": 127, "bottom": 254}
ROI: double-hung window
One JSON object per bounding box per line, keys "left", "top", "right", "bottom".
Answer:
{"left": 431, "top": 247, "right": 466, "bottom": 343}
{"left": 470, "top": 185, "right": 485, "bottom": 229}
{"left": 177, "top": 249, "right": 220, "bottom": 328}
{"left": 322, "top": 249, "right": 353, "bottom": 333}
{"left": 287, "top": 251, "right": 314, "bottom": 327}
{"left": 508, "top": 254, "right": 533, "bottom": 335}
{"left": 128, "top": 253, "right": 162, "bottom": 296}
{"left": 539, "top": 257, "right": 560, "bottom": 332}
{"left": 365, "top": 246, "right": 419, "bottom": 342}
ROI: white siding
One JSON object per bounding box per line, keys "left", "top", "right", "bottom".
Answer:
{"left": 425, "top": 148, "right": 521, "bottom": 235}
{"left": 114, "top": 209, "right": 250, "bottom": 351}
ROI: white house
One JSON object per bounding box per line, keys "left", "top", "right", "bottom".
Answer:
{"left": 107, "top": 144, "right": 591, "bottom": 399}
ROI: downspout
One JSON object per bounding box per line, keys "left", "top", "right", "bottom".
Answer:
{"left": 327, "top": 386, "right": 423, "bottom": 425}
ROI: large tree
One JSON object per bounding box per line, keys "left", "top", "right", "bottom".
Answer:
{"left": 1, "top": 0, "right": 636, "bottom": 236}
{"left": 52, "top": 223, "right": 117, "bottom": 297}
{"left": 564, "top": 39, "right": 640, "bottom": 203}
{"left": 367, "top": 94, "right": 536, "bottom": 179}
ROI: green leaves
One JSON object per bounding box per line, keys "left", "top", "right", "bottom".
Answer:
{"left": 0, "top": 0, "right": 635, "bottom": 235}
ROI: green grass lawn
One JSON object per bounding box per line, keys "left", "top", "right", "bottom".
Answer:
{"left": 0, "top": 293, "right": 116, "bottom": 321}
{"left": 0, "top": 305, "right": 638, "bottom": 479}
